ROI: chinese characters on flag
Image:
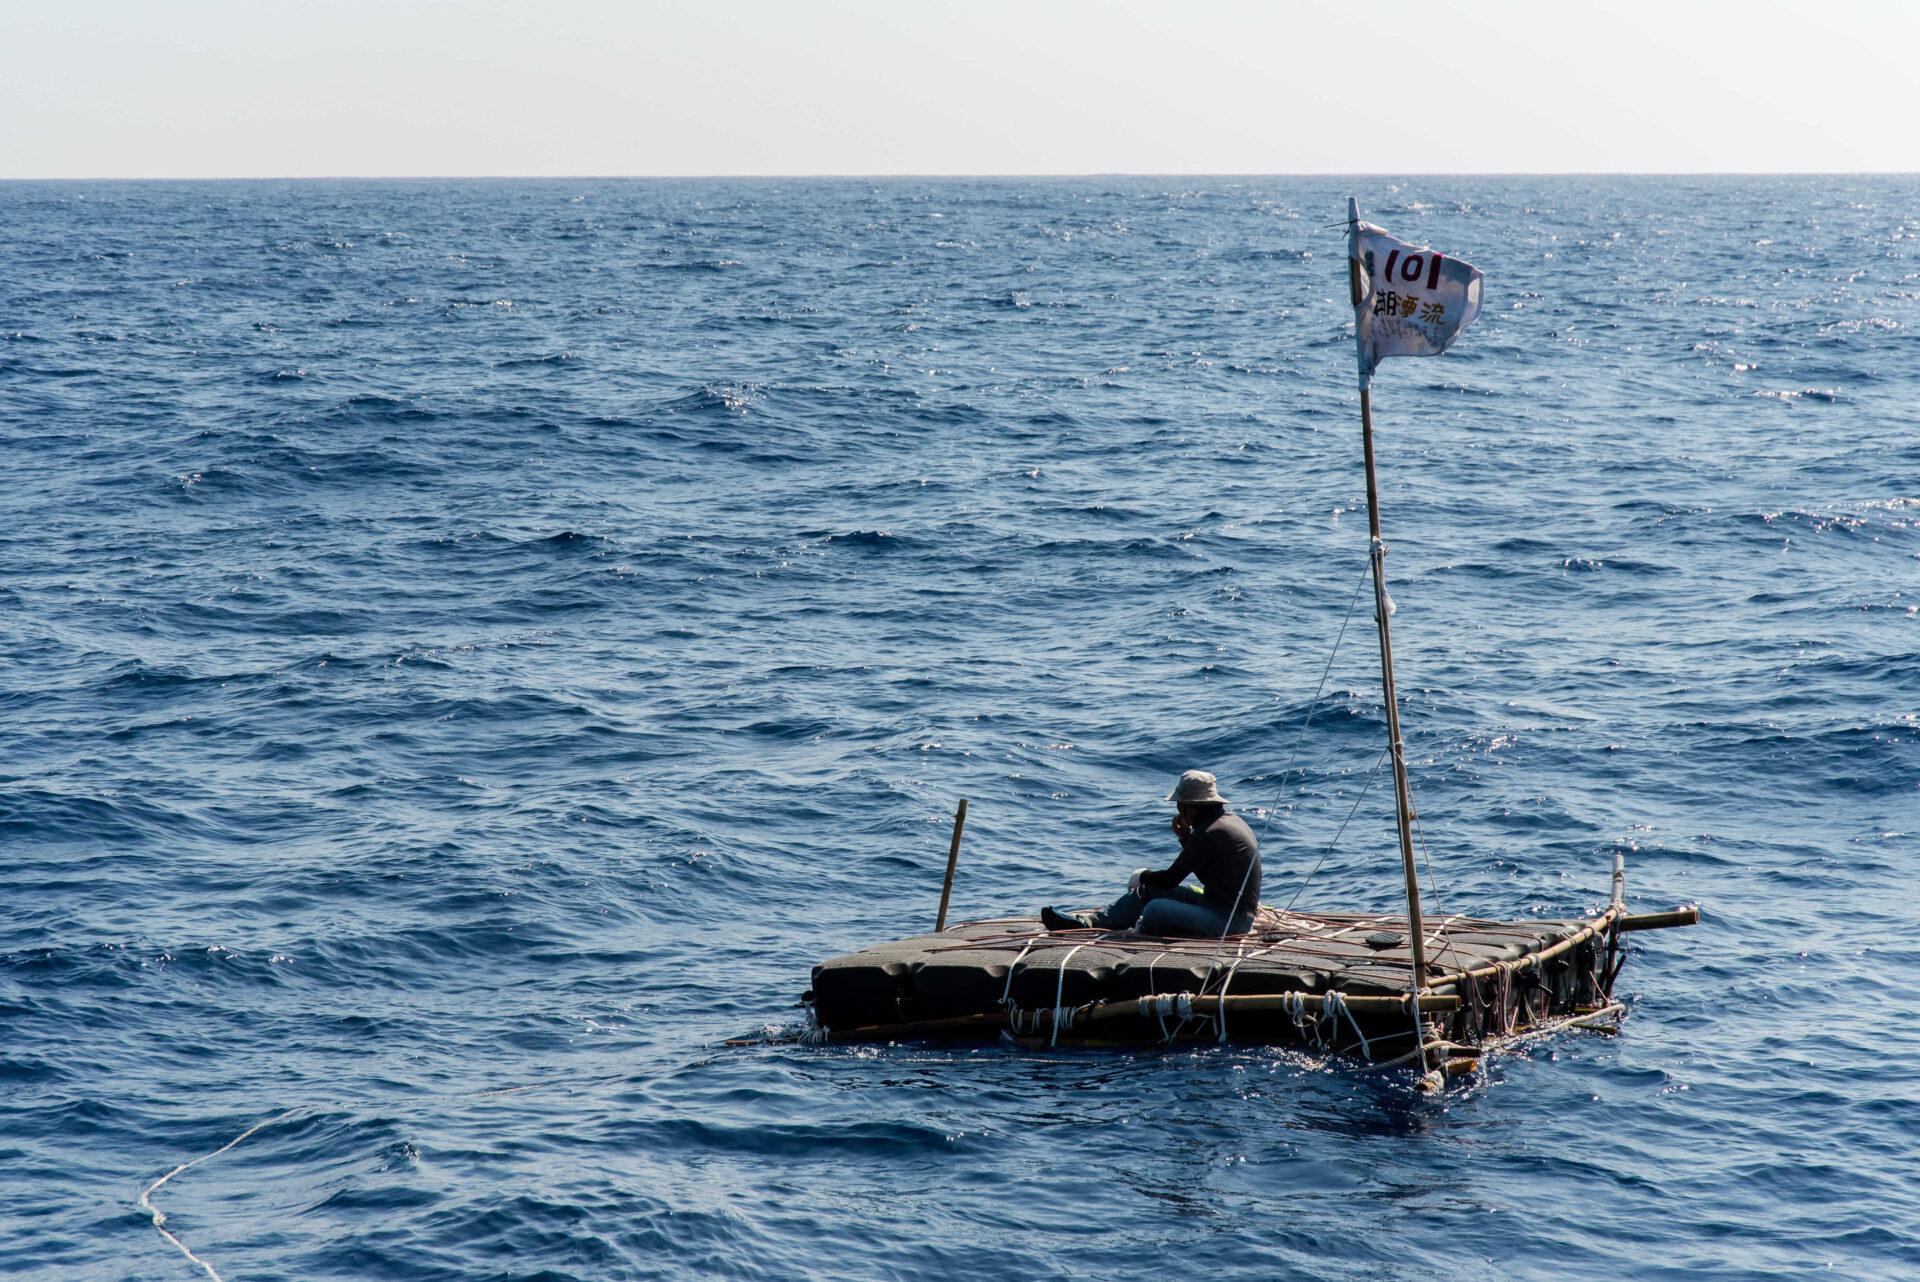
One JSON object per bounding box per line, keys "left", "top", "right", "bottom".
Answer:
{"left": 1349, "top": 212, "right": 1485, "bottom": 388}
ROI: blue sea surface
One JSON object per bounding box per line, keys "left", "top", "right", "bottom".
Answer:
{"left": 2, "top": 176, "right": 1916, "bottom": 1281}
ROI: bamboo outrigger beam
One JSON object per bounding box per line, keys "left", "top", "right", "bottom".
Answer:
{"left": 1616, "top": 908, "right": 1698, "bottom": 932}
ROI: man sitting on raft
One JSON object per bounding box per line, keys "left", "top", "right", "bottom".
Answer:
{"left": 1040, "top": 770, "right": 1261, "bottom": 938}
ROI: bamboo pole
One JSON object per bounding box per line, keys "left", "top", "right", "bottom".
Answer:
{"left": 934, "top": 798, "right": 968, "bottom": 932}
{"left": 1616, "top": 907, "right": 1698, "bottom": 932}
{"left": 824, "top": 1011, "right": 1005, "bottom": 1044}
{"left": 1082, "top": 991, "right": 1459, "bottom": 1022}
{"left": 1347, "top": 196, "right": 1429, "bottom": 995}
{"left": 820, "top": 990, "right": 1463, "bottom": 1044}
{"left": 1430, "top": 906, "right": 1621, "bottom": 989}
{"left": 1433, "top": 900, "right": 1695, "bottom": 991}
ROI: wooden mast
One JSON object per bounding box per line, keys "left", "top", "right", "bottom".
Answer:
{"left": 1346, "top": 197, "right": 1429, "bottom": 996}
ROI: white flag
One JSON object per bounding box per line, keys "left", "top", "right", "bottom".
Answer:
{"left": 1349, "top": 208, "right": 1485, "bottom": 388}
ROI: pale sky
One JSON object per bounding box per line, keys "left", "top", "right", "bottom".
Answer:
{"left": 3, "top": 0, "right": 1915, "bottom": 178}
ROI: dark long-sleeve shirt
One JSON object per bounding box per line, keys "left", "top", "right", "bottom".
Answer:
{"left": 1141, "top": 809, "right": 1261, "bottom": 919}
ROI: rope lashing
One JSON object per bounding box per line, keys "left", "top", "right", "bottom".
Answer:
{"left": 1407, "top": 991, "right": 1431, "bottom": 1074}
{"left": 1140, "top": 993, "right": 1194, "bottom": 1021}
{"left": 1145, "top": 950, "right": 1171, "bottom": 1040}
{"left": 1283, "top": 991, "right": 1326, "bottom": 1049}
{"left": 1323, "top": 991, "right": 1371, "bottom": 1060}
{"left": 1210, "top": 941, "right": 1269, "bottom": 1043}
{"left": 998, "top": 938, "right": 1037, "bottom": 1010}
{"left": 1050, "top": 944, "right": 1088, "bottom": 1047}
{"left": 992, "top": 938, "right": 1042, "bottom": 1037}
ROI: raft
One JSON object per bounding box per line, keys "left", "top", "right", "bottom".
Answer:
{"left": 808, "top": 902, "right": 1697, "bottom": 1063}
{"left": 797, "top": 202, "right": 1707, "bottom": 1074}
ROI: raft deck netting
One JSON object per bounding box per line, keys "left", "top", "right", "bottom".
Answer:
{"left": 810, "top": 905, "right": 1655, "bottom": 1057}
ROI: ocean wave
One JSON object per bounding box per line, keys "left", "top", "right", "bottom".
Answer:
{"left": 3, "top": 175, "right": 1917, "bottom": 1282}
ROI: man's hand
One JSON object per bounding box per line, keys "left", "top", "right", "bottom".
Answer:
{"left": 1171, "top": 814, "right": 1193, "bottom": 839}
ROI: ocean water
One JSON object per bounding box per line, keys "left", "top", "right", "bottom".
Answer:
{"left": 1, "top": 176, "right": 1915, "bottom": 1281}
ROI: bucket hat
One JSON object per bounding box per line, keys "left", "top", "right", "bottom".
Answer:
{"left": 1165, "top": 769, "right": 1228, "bottom": 805}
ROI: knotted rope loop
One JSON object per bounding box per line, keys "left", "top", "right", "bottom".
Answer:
{"left": 1283, "top": 990, "right": 1326, "bottom": 1049}
{"left": 1322, "top": 991, "right": 1372, "bottom": 1060}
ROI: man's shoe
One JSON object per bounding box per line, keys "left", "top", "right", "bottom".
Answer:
{"left": 1040, "top": 906, "right": 1090, "bottom": 932}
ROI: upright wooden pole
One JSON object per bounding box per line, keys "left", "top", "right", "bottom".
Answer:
{"left": 1348, "top": 199, "right": 1429, "bottom": 996}
{"left": 935, "top": 798, "right": 968, "bottom": 932}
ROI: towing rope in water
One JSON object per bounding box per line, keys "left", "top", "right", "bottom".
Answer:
{"left": 138, "top": 1071, "right": 635, "bottom": 1281}
{"left": 139, "top": 1107, "right": 305, "bottom": 1282}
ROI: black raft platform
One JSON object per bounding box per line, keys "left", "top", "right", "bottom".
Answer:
{"left": 808, "top": 904, "right": 1698, "bottom": 1062}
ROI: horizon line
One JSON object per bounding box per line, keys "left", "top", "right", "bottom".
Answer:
{"left": 5, "top": 170, "right": 1917, "bottom": 184}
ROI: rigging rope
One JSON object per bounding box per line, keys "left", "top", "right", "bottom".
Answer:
{"left": 1145, "top": 949, "right": 1172, "bottom": 1040}
{"left": 1409, "top": 807, "right": 1472, "bottom": 974}
{"left": 1282, "top": 741, "right": 1392, "bottom": 915}
{"left": 1260, "top": 550, "right": 1455, "bottom": 1077}
{"left": 1247, "top": 560, "right": 1374, "bottom": 855}
{"left": 1189, "top": 563, "right": 1372, "bottom": 984}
